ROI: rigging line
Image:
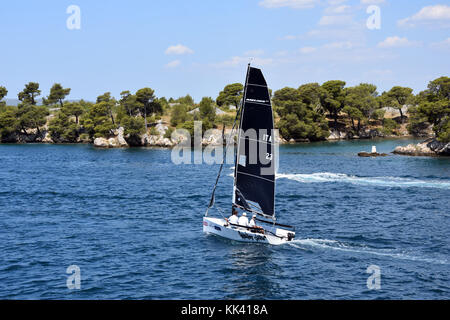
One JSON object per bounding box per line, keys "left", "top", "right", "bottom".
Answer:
{"left": 234, "top": 194, "right": 263, "bottom": 212}
{"left": 232, "top": 203, "right": 269, "bottom": 219}
{"left": 214, "top": 204, "right": 228, "bottom": 220}
{"left": 244, "top": 101, "right": 271, "bottom": 107}
{"left": 247, "top": 83, "right": 267, "bottom": 88}
{"left": 239, "top": 136, "right": 273, "bottom": 145}
{"left": 205, "top": 103, "right": 243, "bottom": 216}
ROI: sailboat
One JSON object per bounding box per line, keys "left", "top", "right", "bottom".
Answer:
{"left": 203, "top": 64, "right": 295, "bottom": 245}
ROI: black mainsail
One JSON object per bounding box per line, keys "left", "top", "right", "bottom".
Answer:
{"left": 233, "top": 65, "right": 276, "bottom": 219}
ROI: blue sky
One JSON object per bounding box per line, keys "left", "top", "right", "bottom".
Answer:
{"left": 0, "top": 0, "right": 449, "bottom": 102}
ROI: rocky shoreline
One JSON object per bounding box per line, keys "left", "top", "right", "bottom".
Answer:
{"left": 92, "top": 121, "right": 228, "bottom": 148}
{"left": 393, "top": 138, "right": 450, "bottom": 157}
{"left": 5, "top": 120, "right": 449, "bottom": 158}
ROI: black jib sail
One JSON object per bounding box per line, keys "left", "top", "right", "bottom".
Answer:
{"left": 233, "top": 65, "right": 276, "bottom": 219}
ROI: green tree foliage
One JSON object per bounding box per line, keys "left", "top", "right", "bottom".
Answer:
{"left": 63, "top": 102, "right": 84, "bottom": 124}
{"left": 120, "top": 115, "right": 145, "bottom": 145}
{"left": 216, "top": 113, "right": 236, "bottom": 127}
{"left": 372, "top": 108, "right": 386, "bottom": 121}
{"left": 180, "top": 120, "right": 195, "bottom": 137}
{"left": 47, "top": 101, "right": 85, "bottom": 142}
{"left": 321, "top": 80, "right": 346, "bottom": 129}
{"left": 136, "top": 88, "right": 161, "bottom": 129}
{"left": 199, "top": 97, "right": 216, "bottom": 123}
{"left": 0, "top": 106, "right": 19, "bottom": 139}
{"left": 342, "top": 105, "right": 364, "bottom": 132}
{"left": 157, "top": 97, "right": 169, "bottom": 115}
{"left": 149, "top": 98, "right": 165, "bottom": 116}
{"left": 18, "top": 82, "right": 41, "bottom": 105}
{"left": 273, "top": 87, "right": 301, "bottom": 113}
{"left": 381, "top": 118, "right": 399, "bottom": 135}
{"left": 275, "top": 84, "right": 329, "bottom": 141}
{"left": 381, "top": 86, "right": 413, "bottom": 123}
{"left": 118, "top": 91, "right": 140, "bottom": 118}
{"left": 342, "top": 83, "right": 380, "bottom": 131}
{"left": 408, "top": 77, "right": 450, "bottom": 142}
{"left": 96, "top": 92, "right": 117, "bottom": 125}
{"left": 164, "top": 127, "right": 174, "bottom": 139}
{"left": 16, "top": 104, "right": 49, "bottom": 135}
{"left": 176, "top": 94, "right": 195, "bottom": 106}
{"left": 0, "top": 86, "right": 7, "bottom": 107}
{"left": 48, "top": 111, "right": 79, "bottom": 143}
{"left": 47, "top": 102, "right": 85, "bottom": 141}
{"left": 81, "top": 101, "right": 115, "bottom": 138}
{"left": 297, "top": 83, "right": 327, "bottom": 114}
{"left": 116, "top": 91, "right": 149, "bottom": 144}
{"left": 1, "top": 83, "right": 48, "bottom": 140}
{"left": 170, "top": 104, "right": 189, "bottom": 127}
{"left": 44, "top": 83, "right": 71, "bottom": 107}
{"left": 216, "top": 83, "right": 244, "bottom": 109}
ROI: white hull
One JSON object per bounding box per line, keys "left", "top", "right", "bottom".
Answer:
{"left": 203, "top": 217, "right": 295, "bottom": 246}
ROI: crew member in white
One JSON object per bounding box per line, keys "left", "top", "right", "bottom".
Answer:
{"left": 249, "top": 214, "right": 257, "bottom": 227}
{"left": 249, "top": 214, "right": 264, "bottom": 233}
{"left": 238, "top": 212, "right": 249, "bottom": 227}
{"left": 226, "top": 207, "right": 239, "bottom": 226}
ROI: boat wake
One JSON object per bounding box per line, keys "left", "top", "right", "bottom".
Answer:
{"left": 277, "top": 172, "right": 450, "bottom": 190}
{"left": 289, "top": 238, "right": 448, "bottom": 265}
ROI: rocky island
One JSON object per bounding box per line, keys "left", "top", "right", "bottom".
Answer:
{"left": 394, "top": 138, "right": 450, "bottom": 157}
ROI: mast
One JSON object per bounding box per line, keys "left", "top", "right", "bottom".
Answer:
{"left": 232, "top": 64, "right": 251, "bottom": 205}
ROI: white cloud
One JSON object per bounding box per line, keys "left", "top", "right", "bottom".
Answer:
{"left": 398, "top": 5, "right": 450, "bottom": 28}
{"left": 360, "top": 0, "right": 385, "bottom": 4}
{"left": 165, "top": 60, "right": 181, "bottom": 68}
{"left": 165, "top": 44, "right": 194, "bottom": 55}
{"left": 328, "top": 0, "right": 348, "bottom": 5}
{"left": 377, "top": 36, "right": 421, "bottom": 48}
{"left": 319, "top": 15, "right": 353, "bottom": 26}
{"left": 325, "top": 5, "right": 351, "bottom": 14}
{"left": 299, "top": 47, "right": 317, "bottom": 54}
{"left": 259, "top": 0, "right": 318, "bottom": 9}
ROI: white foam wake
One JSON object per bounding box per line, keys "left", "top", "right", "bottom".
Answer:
{"left": 277, "top": 172, "right": 450, "bottom": 190}
{"left": 289, "top": 239, "right": 448, "bottom": 265}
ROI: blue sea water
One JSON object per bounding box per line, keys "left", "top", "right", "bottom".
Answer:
{"left": 0, "top": 138, "right": 449, "bottom": 300}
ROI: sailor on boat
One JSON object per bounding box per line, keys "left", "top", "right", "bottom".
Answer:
{"left": 249, "top": 214, "right": 257, "bottom": 228}
{"left": 225, "top": 208, "right": 239, "bottom": 226}
{"left": 249, "top": 214, "right": 264, "bottom": 234}
{"left": 238, "top": 212, "right": 249, "bottom": 227}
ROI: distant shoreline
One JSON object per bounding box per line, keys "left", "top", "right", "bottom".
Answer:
{"left": 0, "top": 135, "right": 426, "bottom": 148}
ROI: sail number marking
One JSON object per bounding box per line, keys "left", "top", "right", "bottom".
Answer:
{"left": 262, "top": 134, "right": 272, "bottom": 142}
